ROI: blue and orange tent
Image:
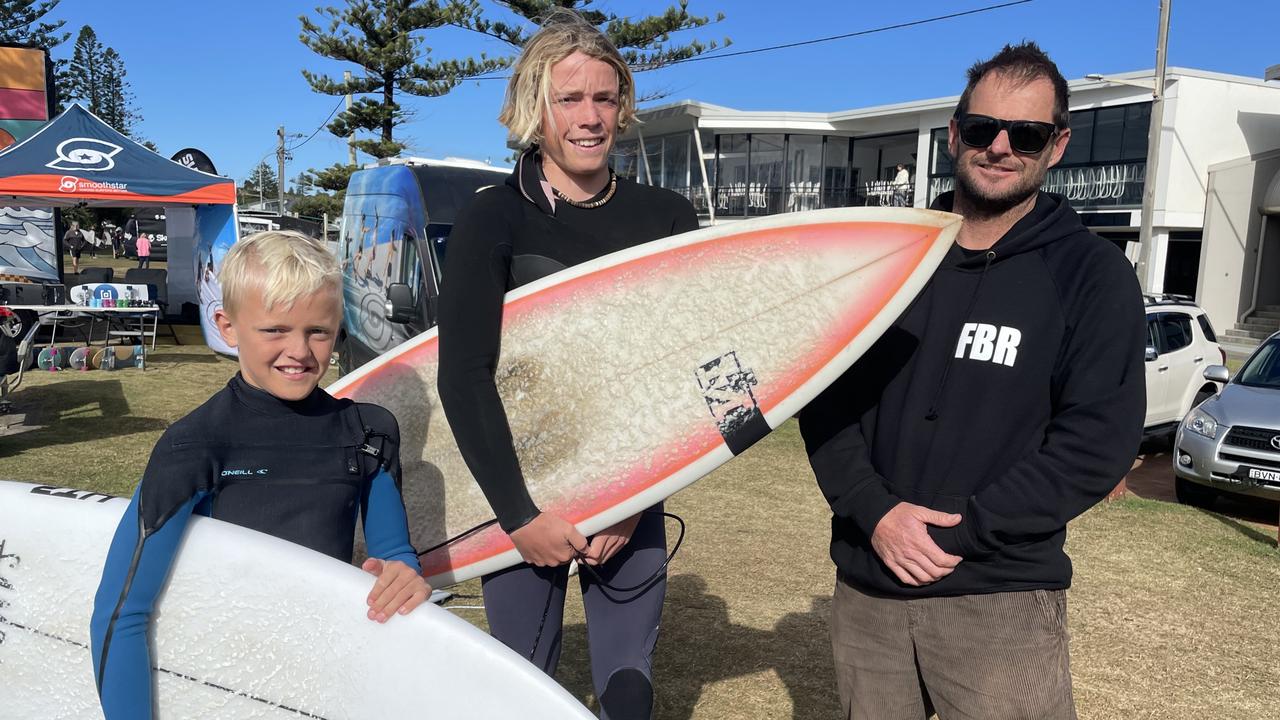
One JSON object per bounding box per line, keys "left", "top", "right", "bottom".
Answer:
{"left": 0, "top": 104, "right": 237, "bottom": 351}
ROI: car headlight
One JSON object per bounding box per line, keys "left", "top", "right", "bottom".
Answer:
{"left": 1183, "top": 407, "right": 1219, "bottom": 440}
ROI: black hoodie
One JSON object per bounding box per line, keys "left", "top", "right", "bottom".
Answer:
{"left": 800, "top": 191, "right": 1145, "bottom": 597}
{"left": 437, "top": 148, "right": 698, "bottom": 533}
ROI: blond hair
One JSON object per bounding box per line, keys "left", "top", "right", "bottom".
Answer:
{"left": 219, "top": 230, "right": 341, "bottom": 317}
{"left": 498, "top": 8, "right": 635, "bottom": 147}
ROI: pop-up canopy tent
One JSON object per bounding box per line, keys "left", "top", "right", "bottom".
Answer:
{"left": 0, "top": 103, "right": 237, "bottom": 352}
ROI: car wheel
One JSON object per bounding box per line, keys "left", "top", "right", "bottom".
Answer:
{"left": 336, "top": 335, "right": 354, "bottom": 377}
{"left": 1175, "top": 476, "right": 1217, "bottom": 509}
{"left": 1191, "top": 388, "right": 1214, "bottom": 409}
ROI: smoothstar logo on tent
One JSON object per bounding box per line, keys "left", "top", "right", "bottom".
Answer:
{"left": 46, "top": 137, "right": 123, "bottom": 172}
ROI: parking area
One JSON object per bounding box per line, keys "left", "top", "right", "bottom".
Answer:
{"left": 1127, "top": 441, "right": 1279, "bottom": 529}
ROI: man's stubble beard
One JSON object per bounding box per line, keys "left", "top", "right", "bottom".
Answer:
{"left": 954, "top": 156, "right": 1049, "bottom": 219}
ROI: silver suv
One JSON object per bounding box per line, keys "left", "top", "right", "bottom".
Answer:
{"left": 1143, "top": 295, "right": 1226, "bottom": 439}
{"left": 1174, "top": 331, "right": 1280, "bottom": 507}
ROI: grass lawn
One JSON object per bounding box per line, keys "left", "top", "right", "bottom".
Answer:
{"left": 2, "top": 338, "right": 1277, "bottom": 719}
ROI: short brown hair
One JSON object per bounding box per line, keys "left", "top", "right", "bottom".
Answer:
{"left": 955, "top": 41, "right": 1070, "bottom": 129}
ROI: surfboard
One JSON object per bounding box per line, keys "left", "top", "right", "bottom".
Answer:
{"left": 36, "top": 345, "right": 67, "bottom": 371}
{"left": 68, "top": 283, "right": 154, "bottom": 306}
{"left": 68, "top": 346, "right": 92, "bottom": 370}
{"left": 0, "top": 481, "right": 595, "bottom": 719}
{"left": 329, "top": 207, "right": 961, "bottom": 587}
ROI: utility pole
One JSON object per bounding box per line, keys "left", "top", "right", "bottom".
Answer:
{"left": 344, "top": 70, "right": 356, "bottom": 166}
{"left": 277, "top": 126, "right": 287, "bottom": 216}
{"left": 1134, "top": 0, "right": 1172, "bottom": 293}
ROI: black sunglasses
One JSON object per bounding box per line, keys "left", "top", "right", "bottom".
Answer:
{"left": 955, "top": 113, "right": 1058, "bottom": 154}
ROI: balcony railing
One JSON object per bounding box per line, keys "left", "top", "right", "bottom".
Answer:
{"left": 929, "top": 161, "right": 1145, "bottom": 208}
{"left": 666, "top": 183, "right": 901, "bottom": 217}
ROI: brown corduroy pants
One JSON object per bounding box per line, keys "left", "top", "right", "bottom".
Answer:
{"left": 831, "top": 578, "right": 1076, "bottom": 720}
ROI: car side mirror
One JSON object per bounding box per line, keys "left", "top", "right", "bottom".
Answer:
{"left": 1202, "top": 364, "right": 1230, "bottom": 384}
{"left": 384, "top": 283, "right": 416, "bottom": 323}
{"left": 1145, "top": 346, "right": 1158, "bottom": 362}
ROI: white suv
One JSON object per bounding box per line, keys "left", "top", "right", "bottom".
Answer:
{"left": 1143, "top": 295, "right": 1226, "bottom": 439}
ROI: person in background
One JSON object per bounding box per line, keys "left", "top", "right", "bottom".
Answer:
{"left": 136, "top": 232, "right": 151, "bottom": 269}
{"left": 892, "top": 164, "right": 912, "bottom": 207}
{"left": 63, "top": 221, "right": 86, "bottom": 274}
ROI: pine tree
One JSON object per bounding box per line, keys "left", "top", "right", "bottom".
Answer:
{"left": 67, "top": 26, "right": 105, "bottom": 113}
{"left": 100, "top": 48, "right": 141, "bottom": 135}
{"left": 299, "top": 0, "right": 507, "bottom": 159}
{"left": 66, "top": 27, "right": 143, "bottom": 136}
{"left": 241, "top": 161, "right": 281, "bottom": 206}
{"left": 0, "top": 0, "right": 67, "bottom": 47}
{"left": 466, "top": 1, "right": 728, "bottom": 79}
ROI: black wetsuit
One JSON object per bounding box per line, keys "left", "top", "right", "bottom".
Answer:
{"left": 90, "top": 374, "right": 420, "bottom": 719}
{"left": 437, "top": 148, "right": 697, "bottom": 720}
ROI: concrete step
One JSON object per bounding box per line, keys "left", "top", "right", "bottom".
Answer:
{"left": 1224, "top": 327, "right": 1275, "bottom": 341}
{"left": 1249, "top": 310, "right": 1280, "bottom": 321}
{"left": 1258, "top": 305, "right": 1280, "bottom": 313}
{"left": 1239, "top": 320, "right": 1280, "bottom": 332}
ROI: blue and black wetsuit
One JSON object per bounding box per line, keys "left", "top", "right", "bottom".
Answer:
{"left": 89, "top": 374, "right": 420, "bottom": 720}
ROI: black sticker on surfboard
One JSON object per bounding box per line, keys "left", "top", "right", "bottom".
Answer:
{"left": 696, "top": 351, "right": 771, "bottom": 455}
{"left": 30, "top": 486, "right": 115, "bottom": 502}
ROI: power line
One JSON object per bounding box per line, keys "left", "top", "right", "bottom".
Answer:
{"left": 468, "top": 0, "right": 1034, "bottom": 80}
{"left": 659, "top": 0, "right": 1035, "bottom": 67}
{"left": 287, "top": 96, "right": 346, "bottom": 152}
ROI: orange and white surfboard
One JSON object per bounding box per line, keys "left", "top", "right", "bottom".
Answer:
{"left": 330, "top": 207, "right": 961, "bottom": 586}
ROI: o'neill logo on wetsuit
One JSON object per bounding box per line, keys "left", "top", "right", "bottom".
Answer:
{"left": 46, "top": 138, "right": 123, "bottom": 172}
{"left": 955, "top": 323, "right": 1022, "bottom": 367}
{"left": 220, "top": 469, "right": 270, "bottom": 477}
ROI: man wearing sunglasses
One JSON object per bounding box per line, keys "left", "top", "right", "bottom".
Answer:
{"left": 801, "top": 42, "right": 1145, "bottom": 719}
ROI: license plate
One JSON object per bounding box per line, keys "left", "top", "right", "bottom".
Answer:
{"left": 1246, "top": 467, "right": 1280, "bottom": 482}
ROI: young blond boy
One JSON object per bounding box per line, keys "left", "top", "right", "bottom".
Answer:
{"left": 90, "top": 231, "right": 428, "bottom": 719}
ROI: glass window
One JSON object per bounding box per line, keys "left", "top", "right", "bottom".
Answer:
{"left": 1060, "top": 111, "right": 1095, "bottom": 166}
{"left": 1239, "top": 339, "right": 1280, "bottom": 388}
{"left": 1092, "top": 106, "right": 1125, "bottom": 163}
{"left": 397, "top": 226, "right": 420, "bottom": 305}
{"left": 1147, "top": 318, "right": 1160, "bottom": 353}
{"left": 611, "top": 140, "right": 640, "bottom": 181}
{"left": 789, "top": 135, "right": 822, "bottom": 184}
{"left": 930, "top": 127, "right": 952, "bottom": 176}
{"left": 698, "top": 129, "right": 716, "bottom": 188}
{"left": 823, "top": 136, "right": 851, "bottom": 208}
{"left": 749, "top": 134, "right": 784, "bottom": 215}
{"left": 1159, "top": 313, "right": 1193, "bottom": 352}
{"left": 660, "top": 133, "right": 690, "bottom": 192}
{"left": 1195, "top": 313, "right": 1217, "bottom": 343}
{"left": 1121, "top": 103, "right": 1151, "bottom": 161}
{"left": 716, "top": 134, "right": 749, "bottom": 216}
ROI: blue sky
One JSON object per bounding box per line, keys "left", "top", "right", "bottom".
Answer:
{"left": 40, "top": 0, "right": 1280, "bottom": 187}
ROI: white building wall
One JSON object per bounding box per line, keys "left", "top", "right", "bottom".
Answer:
{"left": 1162, "top": 76, "right": 1280, "bottom": 228}
{"left": 1199, "top": 151, "right": 1280, "bottom": 332}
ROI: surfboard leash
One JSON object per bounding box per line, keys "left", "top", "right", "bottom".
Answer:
{"left": 525, "top": 510, "right": 687, "bottom": 663}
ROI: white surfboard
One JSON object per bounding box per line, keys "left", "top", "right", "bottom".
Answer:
{"left": 331, "top": 207, "right": 961, "bottom": 586}
{"left": 0, "top": 481, "right": 593, "bottom": 719}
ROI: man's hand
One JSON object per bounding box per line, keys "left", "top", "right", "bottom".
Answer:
{"left": 362, "top": 559, "right": 431, "bottom": 623}
{"left": 582, "top": 512, "right": 641, "bottom": 566}
{"left": 871, "top": 502, "right": 963, "bottom": 587}
{"left": 509, "top": 512, "right": 589, "bottom": 567}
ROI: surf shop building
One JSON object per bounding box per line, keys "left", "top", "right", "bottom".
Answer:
{"left": 615, "top": 66, "right": 1280, "bottom": 343}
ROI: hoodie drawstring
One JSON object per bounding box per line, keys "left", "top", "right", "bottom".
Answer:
{"left": 925, "top": 250, "right": 996, "bottom": 421}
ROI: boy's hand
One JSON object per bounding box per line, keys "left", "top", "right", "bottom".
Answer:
{"left": 362, "top": 558, "right": 431, "bottom": 623}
